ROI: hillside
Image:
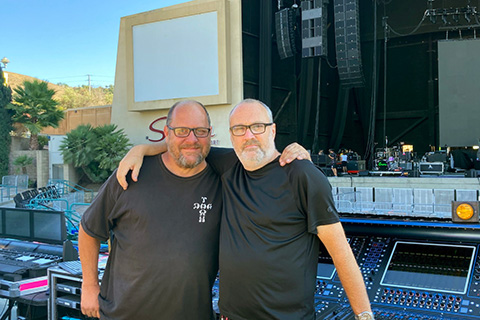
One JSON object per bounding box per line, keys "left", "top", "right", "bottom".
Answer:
{"left": 4, "top": 72, "right": 113, "bottom": 109}
{"left": 5, "top": 71, "right": 66, "bottom": 98}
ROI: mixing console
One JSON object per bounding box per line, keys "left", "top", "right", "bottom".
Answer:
{"left": 313, "top": 218, "right": 480, "bottom": 319}
{"left": 211, "top": 217, "right": 480, "bottom": 319}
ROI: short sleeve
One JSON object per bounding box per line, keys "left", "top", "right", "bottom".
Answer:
{"left": 81, "top": 171, "right": 124, "bottom": 241}
{"left": 286, "top": 161, "right": 339, "bottom": 234}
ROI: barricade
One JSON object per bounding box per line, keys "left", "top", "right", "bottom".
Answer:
{"left": 0, "top": 175, "right": 29, "bottom": 202}
{"left": 333, "top": 186, "right": 479, "bottom": 218}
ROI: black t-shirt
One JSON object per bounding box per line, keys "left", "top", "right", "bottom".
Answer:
{"left": 329, "top": 152, "right": 337, "bottom": 165}
{"left": 207, "top": 149, "right": 339, "bottom": 320}
{"left": 81, "top": 155, "right": 222, "bottom": 320}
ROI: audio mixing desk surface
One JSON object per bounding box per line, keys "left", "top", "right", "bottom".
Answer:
{"left": 311, "top": 216, "right": 480, "bottom": 319}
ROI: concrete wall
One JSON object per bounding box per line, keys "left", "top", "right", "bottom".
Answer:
{"left": 11, "top": 136, "right": 30, "bottom": 151}
{"left": 63, "top": 163, "right": 80, "bottom": 186}
{"left": 9, "top": 150, "right": 49, "bottom": 187}
{"left": 48, "top": 135, "right": 81, "bottom": 186}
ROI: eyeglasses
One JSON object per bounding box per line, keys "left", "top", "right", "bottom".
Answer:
{"left": 230, "top": 123, "right": 273, "bottom": 136}
{"left": 167, "top": 126, "right": 211, "bottom": 138}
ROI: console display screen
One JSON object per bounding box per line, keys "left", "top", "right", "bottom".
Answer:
{"left": 380, "top": 241, "right": 475, "bottom": 294}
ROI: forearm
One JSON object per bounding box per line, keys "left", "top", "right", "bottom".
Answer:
{"left": 317, "top": 223, "right": 371, "bottom": 314}
{"left": 79, "top": 224, "right": 102, "bottom": 317}
{"left": 137, "top": 142, "right": 167, "bottom": 156}
{"left": 78, "top": 224, "right": 101, "bottom": 286}
{"left": 332, "top": 249, "right": 371, "bottom": 314}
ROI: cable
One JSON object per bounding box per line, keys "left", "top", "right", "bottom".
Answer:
{"left": 365, "top": 0, "right": 378, "bottom": 168}
{"left": 383, "top": 4, "right": 388, "bottom": 150}
{"left": 25, "top": 291, "right": 43, "bottom": 319}
{"left": 46, "top": 75, "right": 88, "bottom": 80}
{"left": 312, "top": 58, "right": 322, "bottom": 153}
{"left": 322, "top": 55, "right": 337, "bottom": 69}
{"left": 388, "top": 10, "right": 429, "bottom": 37}
{"left": 65, "top": 215, "right": 80, "bottom": 233}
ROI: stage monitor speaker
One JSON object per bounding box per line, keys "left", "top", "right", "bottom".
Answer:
{"left": 333, "top": 0, "right": 365, "bottom": 87}
{"left": 347, "top": 161, "right": 358, "bottom": 170}
{"left": 452, "top": 201, "right": 479, "bottom": 223}
{"left": 276, "top": 8, "right": 298, "bottom": 59}
{"left": 316, "top": 154, "right": 327, "bottom": 166}
{"left": 300, "top": 0, "right": 328, "bottom": 58}
{"left": 324, "top": 168, "right": 335, "bottom": 176}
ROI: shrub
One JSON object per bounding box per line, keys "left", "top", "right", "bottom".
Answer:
{"left": 60, "top": 124, "right": 131, "bottom": 183}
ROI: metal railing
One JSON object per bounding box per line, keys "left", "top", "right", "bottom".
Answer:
{"left": 0, "top": 175, "right": 29, "bottom": 202}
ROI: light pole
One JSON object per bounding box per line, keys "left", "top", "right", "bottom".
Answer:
{"left": 0, "top": 57, "right": 9, "bottom": 86}
{"left": 0, "top": 57, "right": 9, "bottom": 69}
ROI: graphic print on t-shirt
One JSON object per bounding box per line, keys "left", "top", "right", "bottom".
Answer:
{"left": 193, "top": 197, "right": 213, "bottom": 223}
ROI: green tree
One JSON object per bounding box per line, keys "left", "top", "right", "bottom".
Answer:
{"left": 13, "top": 155, "right": 33, "bottom": 174}
{"left": 60, "top": 124, "right": 131, "bottom": 183}
{"left": 0, "top": 68, "right": 13, "bottom": 177}
{"left": 58, "top": 84, "right": 113, "bottom": 109}
{"left": 7, "top": 80, "right": 64, "bottom": 150}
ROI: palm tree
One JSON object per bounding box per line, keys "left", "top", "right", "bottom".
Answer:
{"left": 60, "top": 124, "right": 132, "bottom": 183}
{"left": 8, "top": 80, "right": 64, "bottom": 150}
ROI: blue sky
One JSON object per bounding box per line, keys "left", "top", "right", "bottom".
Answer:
{"left": 2, "top": 0, "right": 190, "bottom": 87}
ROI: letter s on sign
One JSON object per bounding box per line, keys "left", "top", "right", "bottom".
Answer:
{"left": 148, "top": 116, "right": 167, "bottom": 142}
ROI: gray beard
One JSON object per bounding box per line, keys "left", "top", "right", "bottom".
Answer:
{"left": 176, "top": 153, "right": 204, "bottom": 169}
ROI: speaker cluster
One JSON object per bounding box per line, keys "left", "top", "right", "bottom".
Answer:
{"left": 333, "top": 0, "right": 365, "bottom": 87}
{"left": 275, "top": 0, "right": 365, "bottom": 87}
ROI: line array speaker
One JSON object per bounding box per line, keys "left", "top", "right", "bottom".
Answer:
{"left": 301, "top": 0, "right": 328, "bottom": 58}
{"left": 276, "top": 8, "right": 298, "bottom": 59}
{"left": 333, "top": 0, "right": 365, "bottom": 87}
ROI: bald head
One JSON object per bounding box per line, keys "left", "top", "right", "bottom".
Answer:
{"left": 229, "top": 98, "right": 273, "bottom": 124}
{"left": 167, "top": 100, "right": 211, "bottom": 127}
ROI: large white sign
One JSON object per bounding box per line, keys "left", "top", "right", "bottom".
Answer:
{"left": 133, "top": 11, "right": 219, "bottom": 102}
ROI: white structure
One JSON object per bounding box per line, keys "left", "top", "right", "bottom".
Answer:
{"left": 48, "top": 136, "right": 79, "bottom": 184}
{"left": 111, "top": 0, "right": 244, "bottom": 147}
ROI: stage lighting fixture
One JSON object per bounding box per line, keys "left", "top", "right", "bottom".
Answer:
{"left": 441, "top": 14, "right": 448, "bottom": 25}
{"left": 452, "top": 12, "right": 460, "bottom": 23}
{"left": 465, "top": 12, "right": 471, "bottom": 23}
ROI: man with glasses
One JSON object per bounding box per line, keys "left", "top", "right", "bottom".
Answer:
{"left": 117, "top": 99, "right": 373, "bottom": 319}
{"left": 79, "top": 100, "right": 222, "bottom": 319}
{"left": 218, "top": 99, "right": 372, "bottom": 320}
